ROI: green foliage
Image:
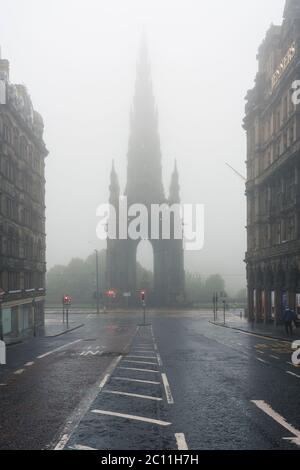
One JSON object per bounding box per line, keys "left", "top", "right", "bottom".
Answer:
{"left": 46, "top": 250, "right": 153, "bottom": 305}
{"left": 185, "top": 272, "right": 227, "bottom": 303}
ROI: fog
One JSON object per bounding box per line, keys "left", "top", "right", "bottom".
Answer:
{"left": 0, "top": 0, "right": 286, "bottom": 294}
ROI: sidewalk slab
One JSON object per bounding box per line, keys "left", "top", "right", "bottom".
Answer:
{"left": 43, "top": 320, "right": 84, "bottom": 337}
{"left": 210, "top": 313, "right": 300, "bottom": 342}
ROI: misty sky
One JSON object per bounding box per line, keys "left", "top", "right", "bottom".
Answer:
{"left": 0, "top": 0, "right": 286, "bottom": 293}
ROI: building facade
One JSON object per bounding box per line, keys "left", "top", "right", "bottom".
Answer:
{"left": 244, "top": 0, "right": 300, "bottom": 324}
{"left": 0, "top": 53, "right": 48, "bottom": 341}
{"left": 106, "top": 42, "right": 185, "bottom": 306}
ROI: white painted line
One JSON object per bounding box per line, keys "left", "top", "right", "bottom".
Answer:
{"left": 69, "top": 444, "right": 97, "bottom": 450}
{"left": 256, "top": 351, "right": 265, "bottom": 355}
{"left": 161, "top": 373, "right": 174, "bottom": 404}
{"left": 99, "top": 356, "right": 122, "bottom": 390}
{"left": 54, "top": 354, "right": 122, "bottom": 450}
{"left": 256, "top": 357, "right": 268, "bottom": 365}
{"left": 127, "top": 355, "right": 156, "bottom": 360}
{"left": 118, "top": 367, "right": 159, "bottom": 373}
{"left": 252, "top": 400, "right": 300, "bottom": 445}
{"left": 123, "top": 360, "right": 158, "bottom": 366}
{"left": 286, "top": 371, "right": 300, "bottom": 379}
{"left": 91, "top": 409, "right": 171, "bottom": 427}
{"left": 103, "top": 390, "right": 162, "bottom": 401}
{"left": 112, "top": 377, "right": 160, "bottom": 385}
{"left": 269, "top": 355, "right": 280, "bottom": 360}
{"left": 156, "top": 353, "right": 163, "bottom": 367}
{"left": 38, "top": 339, "right": 82, "bottom": 359}
{"left": 0, "top": 384, "right": 7, "bottom": 387}
{"left": 14, "top": 369, "right": 25, "bottom": 375}
{"left": 175, "top": 433, "right": 188, "bottom": 450}
{"left": 25, "top": 362, "right": 34, "bottom": 367}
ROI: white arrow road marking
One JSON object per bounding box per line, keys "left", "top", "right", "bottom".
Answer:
{"left": 175, "top": 433, "right": 188, "bottom": 450}
{"left": 38, "top": 339, "right": 82, "bottom": 359}
{"left": 252, "top": 400, "right": 300, "bottom": 447}
{"left": 161, "top": 373, "right": 174, "bottom": 404}
{"left": 103, "top": 390, "right": 162, "bottom": 401}
{"left": 91, "top": 409, "right": 171, "bottom": 426}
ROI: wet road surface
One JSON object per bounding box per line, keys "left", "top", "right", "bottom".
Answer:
{"left": 0, "top": 310, "right": 299, "bottom": 450}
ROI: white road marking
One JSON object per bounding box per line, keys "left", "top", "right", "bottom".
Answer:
{"left": 256, "top": 357, "right": 268, "bottom": 365}
{"left": 269, "top": 355, "right": 279, "bottom": 360}
{"left": 123, "top": 360, "right": 158, "bottom": 366}
{"left": 69, "top": 444, "right": 97, "bottom": 450}
{"left": 112, "top": 377, "right": 160, "bottom": 385}
{"left": 91, "top": 409, "right": 171, "bottom": 427}
{"left": 161, "top": 373, "right": 174, "bottom": 404}
{"left": 103, "top": 390, "right": 162, "bottom": 401}
{"left": 38, "top": 339, "right": 82, "bottom": 359}
{"left": 99, "top": 356, "right": 122, "bottom": 390}
{"left": 252, "top": 400, "right": 300, "bottom": 446}
{"left": 54, "top": 354, "right": 122, "bottom": 450}
{"left": 118, "top": 367, "right": 159, "bottom": 373}
{"left": 175, "top": 433, "right": 188, "bottom": 450}
{"left": 14, "top": 369, "right": 25, "bottom": 375}
{"left": 156, "top": 353, "right": 163, "bottom": 367}
{"left": 0, "top": 383, "right": 7, "bottom": 386}
{"left": 286, "top": 371, "right": 300, "bottom": 379}
{"left": 25, "top": 362, "right": 34, "bottom": 367}
{"left": 127, "top": 355, "right": 156, "bottom": 360}
{"left": 256, "top": 351, "right": 265, "bottom": 355}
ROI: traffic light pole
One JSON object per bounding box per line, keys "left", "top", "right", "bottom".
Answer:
{"left": 95, "top": 250, "right": 100, "bottom": 315}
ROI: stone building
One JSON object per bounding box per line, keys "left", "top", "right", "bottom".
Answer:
{"left": 244, "top": 0, "right": 300, "bottom": 324}
{"left": 0, "top": 52, "right": 48, "bottom": 341}
{"left": 106, "top": 42, "right": 185, "bottom": 306}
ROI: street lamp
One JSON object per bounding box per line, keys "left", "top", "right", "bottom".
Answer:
{"left": 95, "top": 250, "right": 100, "bottom": 315}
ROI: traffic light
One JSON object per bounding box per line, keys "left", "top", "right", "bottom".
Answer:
{"left": 140, "top": 290, "right": 145, "bottom": 302}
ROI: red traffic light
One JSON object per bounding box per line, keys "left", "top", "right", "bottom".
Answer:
{"left": 140, "top": 290, "right": 146, "bottom": 301}
{"left": 63, "top": 295, "right": 71, "bottom": 304}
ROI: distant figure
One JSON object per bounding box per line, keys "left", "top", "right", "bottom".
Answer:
{"left": 240, "top": 311, "right": 243, "bottom": 319}
{"left": 283, "top": 307, "right": 297, "bottom": 337}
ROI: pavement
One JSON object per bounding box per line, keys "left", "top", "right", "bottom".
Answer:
{"left": 0, "top": 310, "right": 300, "bottom": 450}
{"left": 211, "top": 311, "right": 300, "bottom": 342}
{"left": 43, "top": 313, "right": 84, "bottom": 337}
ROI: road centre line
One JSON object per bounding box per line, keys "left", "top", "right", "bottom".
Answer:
{"left": 112, "top": 377, "right": 160, "bottom": 385}
{"left": 252, "top": 400, "right": 300, "bottom": 446}
{"left": 161, "top": 373, "right": 174, "bottom": 404}
{"left": 37, "top": 339, "right": 82, "bottom": 359}
{"left": 91, "top": 409, "right": 171, "bottom": 427}
{"left": 175, "top": 433, "right": 189, "bottom": 450}
{"left": 99, "top": 356, "right": 122, "bottom": 390}
{"left": 103, "top": 390, "right": 162, "bottom": 401}
{"left": 25, "top": 362, "right": 34, "bottom": 367}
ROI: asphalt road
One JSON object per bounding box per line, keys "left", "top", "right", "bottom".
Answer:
{"left": 0, "top": 310, "right": 299, "bottom": 450}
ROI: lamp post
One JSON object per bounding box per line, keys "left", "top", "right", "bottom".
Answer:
{"left": 0, "top": 289, "right": 5, "bottom": 341}
{"left": 95, "top": 250, "right": 100, "bottom": 315}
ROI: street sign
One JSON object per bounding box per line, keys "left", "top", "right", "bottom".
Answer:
{"left": 123, "top": 292, "right": 131, "bottom": 298}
